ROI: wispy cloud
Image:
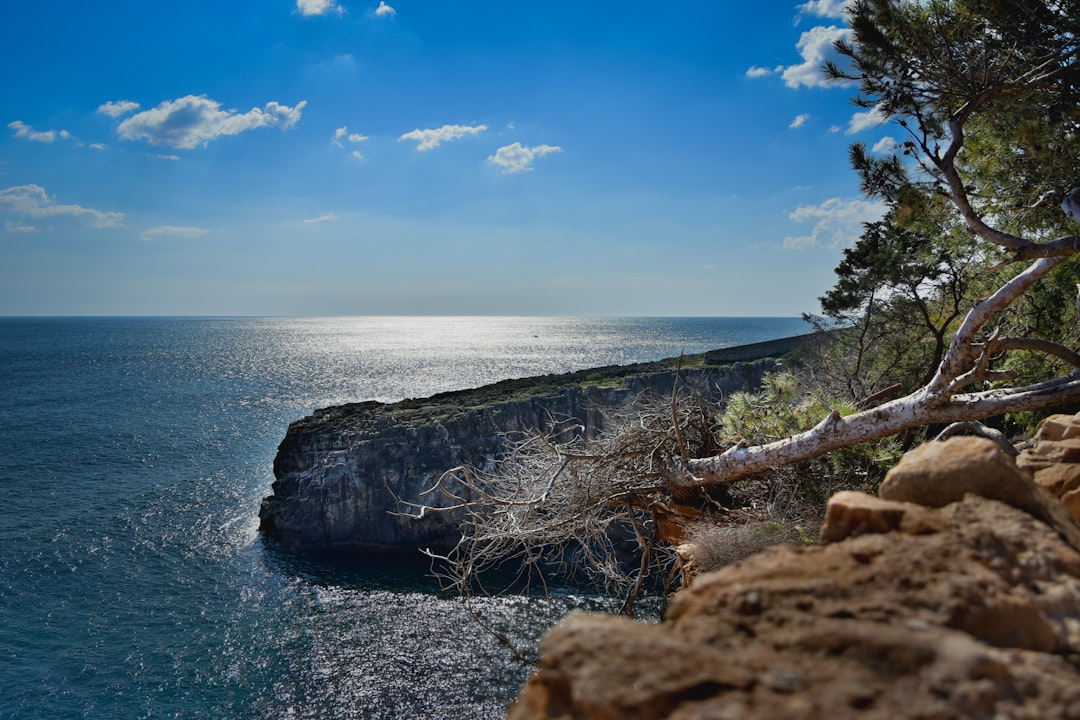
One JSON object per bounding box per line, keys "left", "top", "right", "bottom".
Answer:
{"left": 487, "top": 142, "right": 562, "bottom": 174}
{"left": 333, "top": 126, "right": 369, "bottom": 147}
{"left": 303, "top": 213, "right": 339, "bottom": 224}
{"left": 0, "top": 184, "right": 125, "bottom": 230}
{"left": 746, "top": 65, "right": 784, "bottom": 79}
{"left": 398, "top": 124, "right": 487, "bottom": 151}
{"left": 140, "top": 225, "right": 208, "bottom": 241}
{"left": 375, "top": 1, "right": 396, "bottom": 17}
{"left": 8, "top": 120, "right": 61, "bottom": 143}
{"left": 783, "top": 197, "right": 884, "bottom": 250}
{"left": 97, "top": 100, "right": 141, "bottom": 118}
{"left": 847, "top": 105, "right": 887, "bottom": 134}
{"left": 798, "top": 0, "right": 850, "bottom": 19}
{"left": 116, "top": 95, "right": 307, "bottom": 149}
{"left": 790, "top": 114, "right": 810, "bottom": 129}
{"left": 333, "top": 126, "right": 369, "bottom": 159}
{"left": 782, "top": 25, "right": 852, "bottom": 89}
{"left": 297, "top": 0, "right": 342, "bottom": 17}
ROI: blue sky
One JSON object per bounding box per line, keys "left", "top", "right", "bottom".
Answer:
{"left": 0, "top": 0, "right": 895, "bottom": 316}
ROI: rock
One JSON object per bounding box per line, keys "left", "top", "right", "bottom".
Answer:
{"left": 819, "top": 490, "right": 945, "bottom": 543}
{"left": 510, "top": 422, "right": 1080, "bottom": 719}
{"left": 259, "top": 343, "right": 802, "bottom": 553}
{"left": 879, "top": 436, "right": 1080, "bottom": 552}
{"left": 510, "top": 495, "right": 1080, "bottom": 720}
{"left": 1018, "top": 414, "right": 1080, "bottom": 522}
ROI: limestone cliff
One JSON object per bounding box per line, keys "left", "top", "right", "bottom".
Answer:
{"left": 258, "top": 335, "right": 810, "bottom": 554}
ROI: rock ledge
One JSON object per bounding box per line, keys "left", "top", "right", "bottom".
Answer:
{"left": 510, "top": 414, "right": 1080, "bottom": 720}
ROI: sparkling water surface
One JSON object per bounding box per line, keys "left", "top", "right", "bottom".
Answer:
{"left": 0, "top": 316, "right": 808, "bottom": 719}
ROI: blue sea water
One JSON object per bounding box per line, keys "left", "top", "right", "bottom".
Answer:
{"left": 0, "top": 316, "right": 809, "bottom": 719}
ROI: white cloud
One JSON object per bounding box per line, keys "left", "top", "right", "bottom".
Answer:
{"left": 872, "top": 136, "right": 898, "bottom": 154}
{"left": 375, "top": 1, "right": 396, "bottom": 17}
{"left": 487, "top": 142, "right": 562, "bottom": 173}
{"left": 116, "top": 95, "right": 306, "bottom": 149}
{"left": 0, "top": 184, "right": 125, "bottom": 229}
{"left": 333, "top": 126, "right": 369, "bottom": 148}
{"left": 790, "top": 114, "right": 811, "bottom": 129}
{"left": 297, "top": 0, "right": 342, "bottom": 16}
{"left": 783, "top": 196, "right": 885, "bottom": 250}
{"left": 8, "top": 120, "right": 58, "bottom": 143}
{"left": 798, "top": 0, "right": 850, "bottom": 19}
{"left": 746, "top": 65, "right": 784, "bottom": 79}
{"left": 97, "top": 100, "right": 141, "bottom": 118}
{"left": 90, "top": 143, "right": 106, "bottom": 151}
{"left": 140, "top": 225, "right": 208, "bottom": 241}
{"left": 304, "top": 213, "right": 339, "bottom": 224}
{"left": 5, "top": 220, "right": 39, "bottom": 233}
{"left": 398, "top": 124, "right": 487, "bottom": 151}
{"left": 352, "top": 150, "right": 365, "bottom": 160}
{"left": 847, "top": 105, "right": 887, "bottom": 134}
{"left": 782, "top": 25, "right": 852, "bottom": 89}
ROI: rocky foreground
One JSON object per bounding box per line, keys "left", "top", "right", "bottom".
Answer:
{"left": 509, "top": 414, "right": 1080, "bottom": 719}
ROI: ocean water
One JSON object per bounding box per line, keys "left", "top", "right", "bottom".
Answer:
{"left": 0, "top": 316, "right": 809, "bottom": 719}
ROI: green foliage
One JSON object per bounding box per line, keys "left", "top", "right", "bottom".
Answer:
{"left": 718, "top": 371, "right": 903, "bottom": 505}
{"left": 813, "top": 0, "right": 1080, "bottom": 414}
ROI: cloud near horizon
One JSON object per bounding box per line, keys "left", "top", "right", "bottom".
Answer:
{"left": 783, "top": 196, "right": 884, "bottom": 250}
{"left": 140, "top": 225, "right": 209, "bottom": 241}
{"left": 487, "top": 142, "right": 562, "bottom": 173}
{"left": 398, "top": 124, "right": 487, "bottom": 151}
{"left": 0, "top": 184, "right": 125, "bottom": 230}
{"left": 115, "top": 95, "right": 307, "bottom": 149}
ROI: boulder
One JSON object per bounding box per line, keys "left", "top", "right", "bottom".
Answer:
{"left": 510, "top": 420, "right": 1080, "bottom": 719}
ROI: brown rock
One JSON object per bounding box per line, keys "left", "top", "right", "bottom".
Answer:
{"left": 1036, "top": 413, "right": 1080, "bottom": 442}
{"left": 819, "top": 490, "right": 945, "bottom": 544}
{"left": 1030, "top": 436, "right": 1080, "bottom": 463}
{"left": 510, "top": 495, "right": 1080, "bottom": 720}
{"left": 879, "top": 436, "right": 1080, "bottom": 552}
{"left": 879, "top": 437, "right": 1036, "bottom": 510}
{"left": 1026, "top": 462, "right": 1080, "bottom": 498}
{"left": 1017, "top": 414, "right": 1080, "bottom": 519}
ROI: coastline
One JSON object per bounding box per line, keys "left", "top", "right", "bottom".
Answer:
{"left": 258, "top": 332, "right": 819, "bottom": 554}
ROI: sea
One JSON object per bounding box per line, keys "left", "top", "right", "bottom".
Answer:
{"left": 0, "top": 316, "right": 809, "bottom": 719}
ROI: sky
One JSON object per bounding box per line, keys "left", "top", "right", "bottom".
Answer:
{"left": 0, "top": 0, "right": 898, "bottom": 317}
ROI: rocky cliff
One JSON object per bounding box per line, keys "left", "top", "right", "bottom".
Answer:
{"left": 258, "top": 335, "right": 812, "bottom": 555}
{"left": 509, "top": 414, "right": 1080, "bottom": 720}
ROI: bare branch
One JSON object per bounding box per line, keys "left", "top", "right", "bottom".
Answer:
{"left": 934, "top": 421, "right": 1017, "bottom": 456}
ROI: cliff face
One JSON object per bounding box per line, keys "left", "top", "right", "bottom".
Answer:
{"left": 258, "top": 336, "right": 810, "bottom": 554}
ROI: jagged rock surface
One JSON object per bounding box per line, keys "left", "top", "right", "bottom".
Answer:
{"left": 509, "top": 416, "right": 1080, "bottom": 720}
{"left": 259, "top": 339, "right": 805, "bottom": 553}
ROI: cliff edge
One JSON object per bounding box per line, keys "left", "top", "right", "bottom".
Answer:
{"left": 258, "top": 334, "right": 812, "bottom": 554}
